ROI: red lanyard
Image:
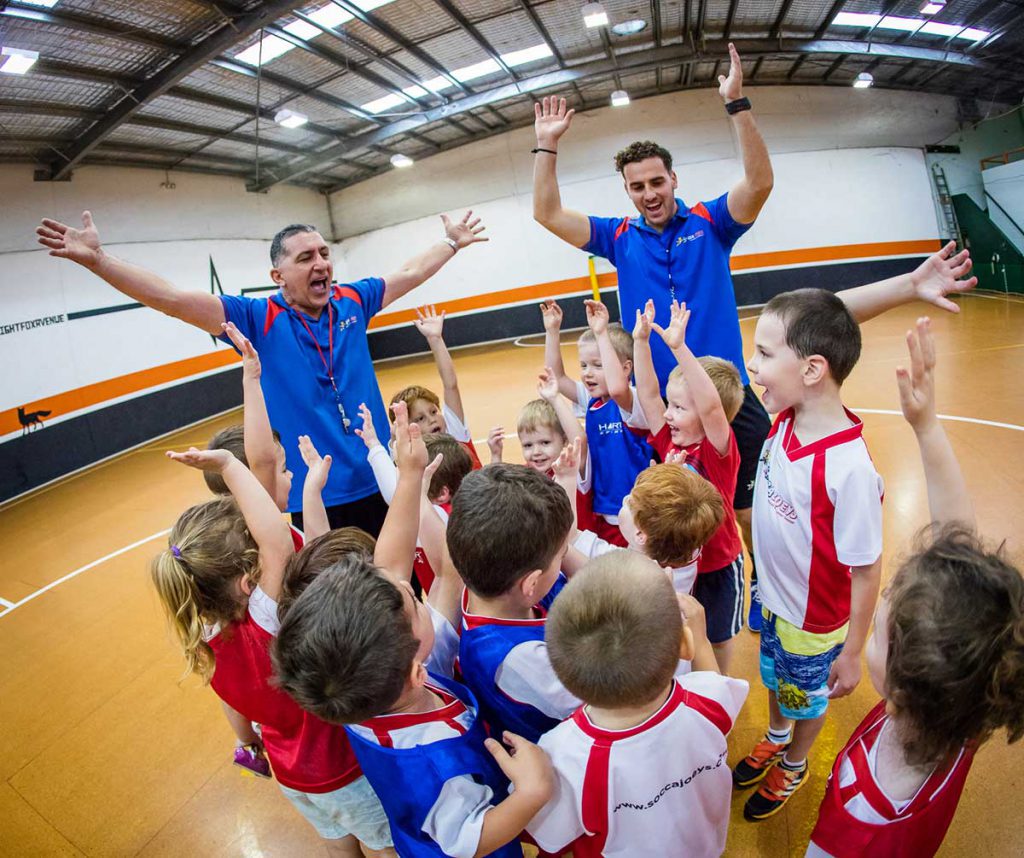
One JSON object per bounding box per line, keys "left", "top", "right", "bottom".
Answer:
{"left": 294, "top": 304, "right": 335, "bottom": 389}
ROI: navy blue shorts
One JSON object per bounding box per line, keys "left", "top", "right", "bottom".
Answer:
{"left": 693, "top": 555, "right": 745, "bottom": 644}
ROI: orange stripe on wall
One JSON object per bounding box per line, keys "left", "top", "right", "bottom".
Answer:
{"left": 2, "top": 239, "right": 939, "bottom": 434}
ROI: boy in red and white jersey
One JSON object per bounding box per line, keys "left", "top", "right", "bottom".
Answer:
{"left": 736, "top": 289, "right": 884, "bottom": 821}
{"left": 527, "top": 550, "right": 748, "bottom": 857}
{"left": 806, "top": 319, "right": 1024, "bottom": 857}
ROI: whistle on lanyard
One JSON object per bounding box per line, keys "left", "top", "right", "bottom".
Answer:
{"left": 337, "top": 401, "right": 351, "bottom": 433}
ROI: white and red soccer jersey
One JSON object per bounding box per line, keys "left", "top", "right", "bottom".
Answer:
{"left": 752, "top": 408, "right": 883, "bottom": 633}
{"left": 443, "top": 403, "right": 483, "bottom": 470}
{"left": 528, "top": 670, "right": 748, "bottom": 858}
{"left": 288, "top": 524, "right": 305, "bottom": 553}
{"left": 573, "top": 530, "right": 699, "bottom": 595}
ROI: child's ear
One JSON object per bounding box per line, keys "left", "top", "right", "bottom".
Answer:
{"left": 633, "top": 527, "right": 648, "bottom": 547}
{"left": 433, "top": 485, "right": 451, "bottom": 505}
{"left": 678, "top": 626, "right": 695, "bottom": 661}
{"left": 409, "top": 660, "right": 429, "bottom": 690}
{"left": 239, "top": 575, "right": 256, "bottom": 596}
{"left": 520, "top": 569, "right": 544, "bottom": 602}
{"left": 802, "top": 355, "right": 828, "bottom": 386}
{"left": 622, "top": 358, "right": 634, "bottom": 377}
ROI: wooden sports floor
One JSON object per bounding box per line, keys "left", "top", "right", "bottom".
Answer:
{"left": 1, "top": 293, "right": 1022, "bottom": 857}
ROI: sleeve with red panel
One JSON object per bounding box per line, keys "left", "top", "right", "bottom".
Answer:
{"left": 702, "top": 192, "right": 753, "bottom": 249}
{"left": 218, "top": 293, "right": 265, "bottom": 342}
{"left": 583, "top": 216, "right": 630, "bottom": 265}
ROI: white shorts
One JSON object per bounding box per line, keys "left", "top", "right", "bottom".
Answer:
{"left": 279, "top": 775, "right": 392, "bottom": 848}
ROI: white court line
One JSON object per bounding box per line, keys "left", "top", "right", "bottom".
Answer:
{"left": 0, "top": 529, "right": 170, "bottom": 620}
{"left": 855, "top": 409, "right": 1024, "bottom": 432}
{"left": 0, "top": 596, "right": 14, "bottom": 608}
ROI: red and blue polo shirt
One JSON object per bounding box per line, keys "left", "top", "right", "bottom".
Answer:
{"left": 220, "top": 279, "right": 389, "bottom": 512}
{"left": 585, "top": 194, "right": 752, "bottom": 388}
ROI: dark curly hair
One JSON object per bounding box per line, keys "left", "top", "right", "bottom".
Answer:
{"left": 885, "top": 526, "right": 1024, "bottom": 767}
{"left": 614, "top": 140, "right": 673, "bottom": 174}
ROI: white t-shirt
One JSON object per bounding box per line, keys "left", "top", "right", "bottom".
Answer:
{"left": 528, "top": 670, "right": 749, "bottom": 857}
{"left": 573, "top": 531, "right": 699, "bottom": 595}
{"left": 443, "top": 403, "right": 471, "bottom": 443}
{"left": 752, "top": 408, "right": 884, "bottom": 633}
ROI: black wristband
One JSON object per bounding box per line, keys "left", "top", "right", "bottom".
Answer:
{"left": 532, "top": 147, "right": 558, "bottom": 155}
{"left": 725, "top": 97, "right": 752, "bottom": 115}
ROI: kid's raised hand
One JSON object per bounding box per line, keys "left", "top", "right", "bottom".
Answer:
{"left": 537, "top": 366, "right": 560, "bottom": 401}
{"left": 584, "top": 299, "right": 610, "bottom": 336}
{"left": 633, "top": 299, "right": 656, "bottom": 341}
{"left": 355, "top": 403, "right": 381, "bottom": 449}
{"left": 534, "top": 95, "right": 575, "bottom": 148}
{"left": 910, "top": 242, "right": 977, "bottom": 313}
{"left": 222, "top": 322, "right": 261, "bottom": 380}
{"left": 652, "top": 299, "right": 691, "bottom": 351}
{"left": 392, "top": 401, "right": 429, "bottom": 474}
{"left": 166, "top": 446, "right": 233, "bottom": 473}
{"left": 552, "top": 437, "right": 581, "bottom": 481}
{"left": 484, "top": 731, "right": 554, "bottom": 801}
{"left": 298, "top": 435, "right": 332, "bottom": 492}
{"left": 414, "top": 305, "right": 446, "bottom": 341}
{"left": 36, "top": 211, "right": 103, "bottom": 267}
{"left": 486, "top": 425, "right": 505, "bottom": 462}
{"left": 422, "top": 453, "right": 444, "bottom": 499}
{"left": 897, "top": 317, "right": 938, "bottom": 434}
{"left": 677, "top": 592, "right": 708, "bottom": 644}
{"left": 539, "top": 298, "right": 563, "bottom": 333}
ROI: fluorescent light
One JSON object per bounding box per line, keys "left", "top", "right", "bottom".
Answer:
{"left": 275, "top": 109, "right": 308, "bottom": 128}
{"left": 13, "top": 0, "right": 60, "bottom": 6}
{"left": 610, "top": 89, "right": 630, "bottom": 107}
{"left": 853, "top": 72, "right": 874, "bottom": 89}
{"left": 832, "top": 10, "right": 989, "bottom": 41}
{"left": 920, "top": 1, "right": 945, "bottom": 13}
{"left": 612, "top": 19, "right": 647, "bottom": 36}
{"left": 583, "top": 2, "right": 609, "bottom": 28}
{"left": 503, "top": 44, "right": 554, "bottom": 67}
{"left": 0, "top": 47, "right": 39, "bottom": 75}
{"left": 390, "top": 153, "right": 413, "bottom": 168}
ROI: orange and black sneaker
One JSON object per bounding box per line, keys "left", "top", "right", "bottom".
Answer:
{"left": 743, "top": 761, "right": 808, "bottom": 820}
{"left": 732, "top": 735, "right": 790, "bottom": 788}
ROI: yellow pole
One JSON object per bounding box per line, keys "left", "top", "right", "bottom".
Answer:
{"left": 587, "top": 255, "right": 600, "bottom": 301}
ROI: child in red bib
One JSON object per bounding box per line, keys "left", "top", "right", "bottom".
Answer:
{"left": 807, "top": 319, "right": 1024, "bottom": 857}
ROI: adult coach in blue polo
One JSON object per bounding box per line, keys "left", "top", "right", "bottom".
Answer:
{"left": 533, "top": 43, "right": 775, "bottom": 627}
{"left": 37, "top": 210, "right": 487, "bottom": 534}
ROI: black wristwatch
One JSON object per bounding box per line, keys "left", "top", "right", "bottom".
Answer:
{"left": 725, "top": 97, "right": 752, "bottom": 115}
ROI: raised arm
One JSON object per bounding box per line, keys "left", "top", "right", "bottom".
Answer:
{"left": 37, "top": 212, "right": 224, "bottom": 335}
{"left": 382, "top": 211, "right": 487, "bottom": 308}
{"left": 586, "top": 300, "right": 632, "bottom": 412}
{"left": 632, "top": 300, "right": 666, "bottom": 436}
{"left": 532, "top": 97, "right": 591, "bottom": 248}
{"left": 540, "top": 299, "right": 578, "bottom": 401}
{"left": 415, "top": 305, "right": 465, "bottom": 423}
{"left": 537, "top": 367, "right": 583, "bottom": 447}
{"left": 166, "top": 449, "right": 293, "bottom": 599}
{"left": 373, "top": 402, "right": 427, "bottom": 582}
{"left": 297, "top": 435, "right": 332, "bottom": 542}
{"left": 222, "top": 323, "right": 279, "bottom": 498}
{"left": 720, "top": 44, "right": 774, "bottom": 225}
{"left": 653, "top": 302, "right": 731, "bottom": 455}
{"left": 838, "top": 242, "right": 978, "bottom": 323}
{"left": 356, "top": 402, "right": 398, "bottom": 504}
{"left": 898, "top": 317, "right": 975, "bottom": 529}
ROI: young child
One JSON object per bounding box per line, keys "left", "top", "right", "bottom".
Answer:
{"left": 450, "top": 464, "right": 581, "bottom": 743}
{"left": 542, "top": 298, "right": 653, "bottom": 546}
{"left": 528, "top": 550, "right": 749, "bottom": 857}
{"left": 735, "top": 288, "right": 885, "bottom": 821}
{"left": 806, "top": 318, "right": 1024, "bottom": 857}
{"left": 633, "top": 299, "right": 746, "bottom": 671}
{"left": 389, "top": 304, "right": 482, "bottom": 467}
{"left": 273, "top": 432, "right": 553, "bottom": 858}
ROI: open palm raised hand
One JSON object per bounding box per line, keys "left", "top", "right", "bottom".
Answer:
{"left": 36, "top": 211, "right": 103, "bottom": 267}
{"left": 534, "top": 96, "right": 575, "bottom": 148}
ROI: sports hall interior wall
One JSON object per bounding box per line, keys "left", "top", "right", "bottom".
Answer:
{"left": 1, "top": 85, "right": 959, "bottom": 502}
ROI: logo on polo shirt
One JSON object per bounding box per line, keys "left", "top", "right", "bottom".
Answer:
{"left": 337, "top": 315, "right": 359, "bottom": 331}
{"left": 675, "top": 230, "right": 705, "bottom": 247}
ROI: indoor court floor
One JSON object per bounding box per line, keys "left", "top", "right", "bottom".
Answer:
{"left": 1, "top": 293, "right": 1021, "bottom": 857}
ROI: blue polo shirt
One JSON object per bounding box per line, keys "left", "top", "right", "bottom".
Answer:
{"left": 585, "top": 194, "right": 752, "bottom": 387}
{"left": 220, "top": 279, "right": 389, "bottom": 512}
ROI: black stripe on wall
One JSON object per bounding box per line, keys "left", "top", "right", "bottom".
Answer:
{"left": 1, "top": 256, "right": 925, "bottom": 502}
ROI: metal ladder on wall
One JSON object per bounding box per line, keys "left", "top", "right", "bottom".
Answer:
{"left": 931, "top": 163, "right": 963, "bottom": 245}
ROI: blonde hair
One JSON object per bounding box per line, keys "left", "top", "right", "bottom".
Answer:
{"left": 388, "top": 385, "right": 439, "bottom": 422}
{"left": 631, "top": 464, "right": 724, "bottom": 566}
{"left": 517, "top": 398, "right": 566, "bottom": 441}
{"left": 150, "top": 497, "right": 259, "bottom": 682}
{"left": 579, "top": 323, "right": 634, "bottom": 366}
{"left": 668, "top": 356, "right": 744, "bottom": 422}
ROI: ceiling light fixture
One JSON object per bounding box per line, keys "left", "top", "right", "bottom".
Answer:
{"left": 0, "top": 47, "right": 39, "bottom": 75}
{"left": 611, "top": 19, "right": 647, "bottom": 36}
{"left": 582, "top": 2, "right": 609, "bottom": 28}
{"left": 274, "top": 108, "right": 308, "bottom": 128}
{"left": 610, "top": 89, "right": 630, "bottom": 107}
{"left": 920, "top": 1, "right": 945, "bottom": 14}
{"left": 15, "top": 0, "right": 60, "bottom": 7}
{"left": 390, "top": 153, "right": 414, "bottom": 168}
{"left": 853, "top": 72, "right": 874, "bottom": 89}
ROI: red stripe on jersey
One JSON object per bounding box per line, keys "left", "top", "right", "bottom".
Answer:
{"left": 689, "top": 201, "right": 715, "bottom": 225}
{"left": 578, "top": 739, "right": 612, "bottom": 856}
{"left": 613, "top": 217, "right": 631, "bottom": 240}
{"left": 805, "top": 450, "right": 849, "bottom": 631}
{"left": 573, "top": 680, "right": 686, "bottom": 741}
{"left": 332, "top": 285, "right": 363, "bottom": 305}
{"left": 360, "top": 684, "right": 464, "bottom": 740}
{"left": 263, "top": 299, "right": 287, "bottom": 335}
{"left": 461, "top": 588, "right": 548, "bottom": 629}
{"left": 679, "top": 689, "right": 732, "bottom": 737}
